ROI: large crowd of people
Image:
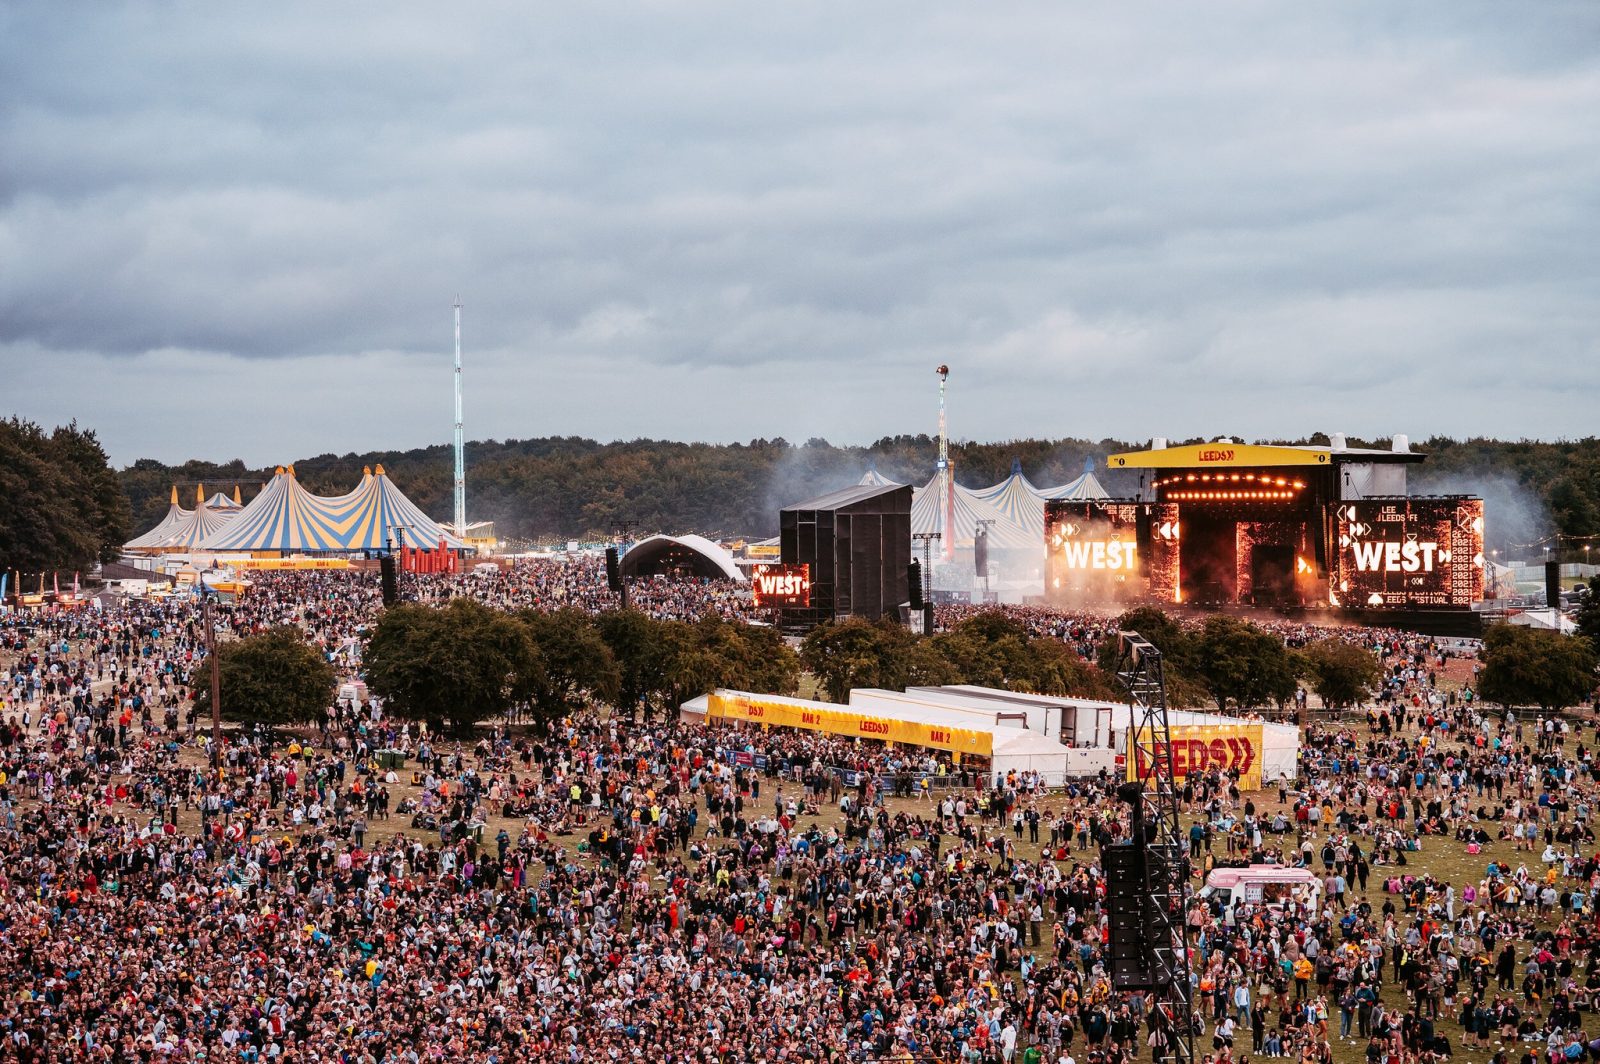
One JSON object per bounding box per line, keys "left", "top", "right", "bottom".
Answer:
{"left": 0, "top": 562, "right": 1595, "bottom": 1064}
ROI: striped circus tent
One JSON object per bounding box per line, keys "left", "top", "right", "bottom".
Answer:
{"left": 1040, "top": 459, "right": 1111, "bottom": 501}
{"left": 199, "top": 465, "right": 464, "bottom": 553}
{"left": 910, "top": 477, "right": 1037, "bottom": 552}
{"left": 971, "top": 459, "right": 1047, "bottom": 541}
{"left": 857, "top": 467, "right": 901, "bottom": 487}
{"left": 124, "top": 486, "right": 192, "bottom": 551}
{"left": 205, "top": 486, "right": 244, "bottom": 510}
{"left": 327, "top": 465, "right": 466, "bottom": 551}
{"left": 160, "top": 486, "right": 240, "bottom": 550}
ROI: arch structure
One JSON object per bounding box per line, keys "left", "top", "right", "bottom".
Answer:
{"left": 619, "top": 534, "right": 746, "bottom": 583}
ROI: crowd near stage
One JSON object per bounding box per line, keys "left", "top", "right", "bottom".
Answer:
{"left": 1045, "top": 437, "right": 1486, "bottom": 635}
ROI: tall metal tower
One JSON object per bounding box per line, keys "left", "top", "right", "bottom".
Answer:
{"left": 935, "top": 365, "right": 953, "bottom": 561}
{"left": 1113, "top": 631, "right": 1196, "bottom": 1064}
{"left": 452, "top": 297, "right": 466, "bottom": 534}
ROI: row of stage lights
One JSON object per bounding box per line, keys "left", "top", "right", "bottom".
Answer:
{"left": 1154, "top": 472, "right": 1306, "bottom": 490}
{"left": 1164, "top": 490, "right": 1299, "bottom": 501}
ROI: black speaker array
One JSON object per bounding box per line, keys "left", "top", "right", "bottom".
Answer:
{"left": 1547, "top": 559, "right": 1562, "bottom": 610}
{"left": 906, "top": 560, "right": 923, "bottom": 610}
{"left": 1102, "top": 844, "right": 1153, "bottom": 990}
{"left": 379, "top": 555, "right": 399, "bottom": 607}
{"left": 973, "top": 528, "right": 988, "bottom": 578}
{"left": 605, "top": 547, "right": 622, "bottom": 592}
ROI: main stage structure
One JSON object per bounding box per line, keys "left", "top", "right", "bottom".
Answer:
{"left": 1045, "top": 436, "right": 1486, "bottom": 632}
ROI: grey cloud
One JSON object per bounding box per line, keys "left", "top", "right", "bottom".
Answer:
{"left": 2, "top": 2, "right": 1598, "bottom": 463}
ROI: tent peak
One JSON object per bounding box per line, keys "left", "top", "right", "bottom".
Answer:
{"left": 196, "top": 483, "right": 205, "bottom": 502}
{"left": 1010, "top": 457, "right": 1022, "bottom": 476}
{"left": 169, "top": 485, "right": 178, "bottom": 504}
{"left": 374, "top": 463, "right": 386, "bottom": 476}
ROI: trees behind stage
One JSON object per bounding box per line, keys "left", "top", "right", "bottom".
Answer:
{"left": 119, "top": 432, "right": 1600, "bottom": 547}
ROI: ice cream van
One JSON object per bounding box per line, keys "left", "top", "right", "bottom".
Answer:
{"left": 1198, "top": 865, "right": 1322, "bottom": 925}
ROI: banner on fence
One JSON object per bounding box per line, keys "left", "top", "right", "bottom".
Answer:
{"left": 707, "top": 691, "right": 993, "bottom": 757}
{"left": 1125, "top": 723, "right": 1263, "bottom": 790}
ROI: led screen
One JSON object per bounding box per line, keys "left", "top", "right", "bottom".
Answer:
{"left": 1334, "top": 499, "right": 1484, "bottom": 608}
{"left": 1044, "top": 500, "right": 1145, "bottom": 603}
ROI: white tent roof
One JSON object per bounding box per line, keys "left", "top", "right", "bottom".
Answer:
{"left": 622, "top": 534, "right": 747, "bottom": 582}
{"left": 1042, "top": 459, "right": 1112, "bottom": 501}
{"left": 991, "top": 728, "right": 1076, "bottom": 756}
{"left": 1507, "top": 608, "right": 1576, "bottom": 633}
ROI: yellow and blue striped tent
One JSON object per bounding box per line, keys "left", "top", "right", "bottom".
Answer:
{"left": 205, "top": 487, "right": 243, "bottom": 510}
{"left": 124, "top": 486, "right": 191, "bottom": 551}
{"left": 159, "top": 486, "right": 240, "bottom": 550}
{"left": 198, "top": 465, "right": 464, "bottom": 553}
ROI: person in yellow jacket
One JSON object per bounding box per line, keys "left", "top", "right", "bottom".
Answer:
{"left": 1293, "top": 955, "right": 1314, "bottom": 998}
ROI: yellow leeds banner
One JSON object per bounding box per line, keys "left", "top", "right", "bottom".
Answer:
{"left": 1126, "top": 723, "right": 1264, "bottom": 790}
{"left": 1108, "top": 443, "right": 1330, "bottom": 470}
{"left": 707, "top": 692, "right": 993, "bottom": 757}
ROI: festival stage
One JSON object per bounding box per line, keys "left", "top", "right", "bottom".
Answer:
{"left": 1044, "top": 438, "right": 1485, "bottom": 632}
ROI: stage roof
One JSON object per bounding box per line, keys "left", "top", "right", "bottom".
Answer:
{"left": 1109, "top": 440, "right": 1425, "bottom": 470}
{"left": 784, "top": 483, "right": 910, "bottom": 513}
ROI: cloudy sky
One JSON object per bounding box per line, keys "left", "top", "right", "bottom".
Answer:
{"left": 4, "top": 2, "right": 1597, "bottom": 467}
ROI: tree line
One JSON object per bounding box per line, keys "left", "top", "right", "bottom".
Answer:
{"left": 200, "top": 596, "right": 1595, "bottom": 732}
{"left": 117, "top": 432, "right": 1600, "bottom": 546}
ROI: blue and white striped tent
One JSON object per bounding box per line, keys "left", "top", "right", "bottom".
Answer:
{"left": 198, "top": 465, "right": 464, "bottom": 553}
{"left": 972, "top": 459, "right": 1047, "bottom": 541}
{"left": 910, "top": 476, "right": 1038, "bottom": 551}
{"left": 160, "top": 487, "right": 240, "bottom": 550}
{"left": 124, "top": 486, "right": 191, "bottom": 551}
{"left": 1040, "top": 458, "right": 1111, "bottom": 501}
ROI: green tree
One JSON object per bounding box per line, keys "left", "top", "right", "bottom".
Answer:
{"left": 594, "top": 609, "right": 667, "bottom": 712}
{"left": 518, "top": 608, "right": 622, "bottom": 717}
{"left": 1190, "top": 615, "right": 1299, "bottom": 711}
{"left": 51, "top": 422, "right": 132, "bottom": 562}
{"left": 1094, "top": 606, "right": 1208, "bottom": 707}
{"left": 703, "top": 618, "right": 800, "bottom": 698}
{"left": 365, "top": 600, "right": 541, "bottom": 731}
{"left": 1298, "top": 639, "right": 1384, "bottom": 709}
{"left": 1478, "top": 624, "right": 1598, "bottom": 713}
{"left": 800, "top": 617, "right": 919, "bottom": 702}
{"left": 1574, "top": 576, "right": 1600, "bottom": 648}
{"left": 0, "top": 418, "right": 128, "bottom": 572}
{"left": 190, "top": 626, "right": 336, "bottom": 727}
{"left": 931, "top": 611, "right": 1119, "bottom": 699}
{"left": 655, "top": 620, "right": 728, "bottom": 710}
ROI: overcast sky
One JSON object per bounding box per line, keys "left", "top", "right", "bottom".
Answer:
{"left": 4, "top": 2, "right": 1597, "bottom": 467}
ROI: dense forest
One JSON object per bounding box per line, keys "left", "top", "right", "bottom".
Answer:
{"left": 1, "top": 418, "right": 130, "bottom": 572}
{"left": 114, "top": 432, "right": 1600, "bottom": 553}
